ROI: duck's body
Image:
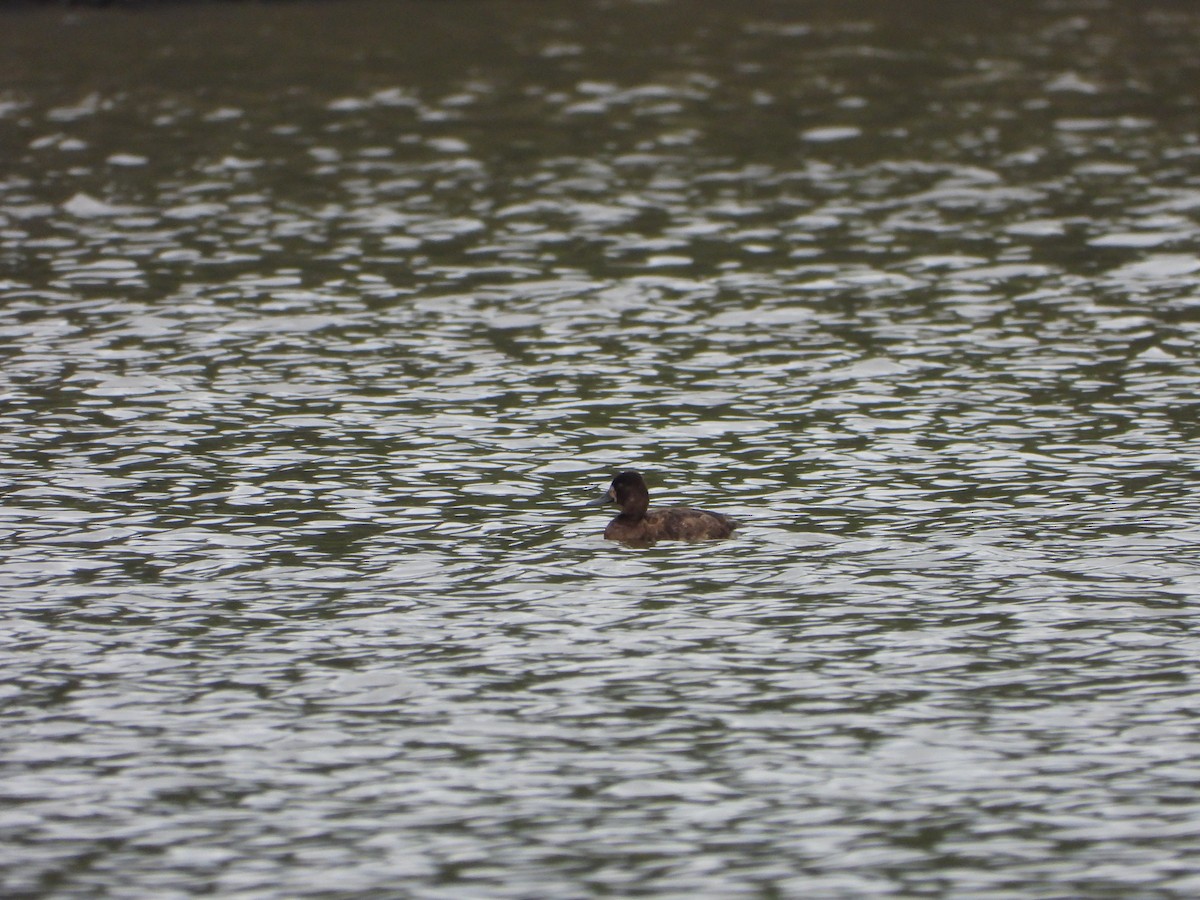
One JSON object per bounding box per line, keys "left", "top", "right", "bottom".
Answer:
{"left": 595, "top": 471, "right": 739, "bottom": 545}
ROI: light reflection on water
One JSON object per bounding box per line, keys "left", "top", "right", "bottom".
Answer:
{"left": 3, "top": 0, "right": 1200, "bottom": 896}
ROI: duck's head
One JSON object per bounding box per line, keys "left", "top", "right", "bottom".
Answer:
{"left": 593, "top": 470, "right": 650, "bottom": 517}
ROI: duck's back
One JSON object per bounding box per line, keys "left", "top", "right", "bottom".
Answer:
{"left": 605, "top": 507, "right": 738, "bottom": 544}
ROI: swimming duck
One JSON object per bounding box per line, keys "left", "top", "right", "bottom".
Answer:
{"left": 593, "top": 470, "right": 740, "bottom": 545}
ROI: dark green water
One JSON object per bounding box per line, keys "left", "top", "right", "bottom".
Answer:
{"left": 3, "top": 1, "right": 1200, "bottom": 897}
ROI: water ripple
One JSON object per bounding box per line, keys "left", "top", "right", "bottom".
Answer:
{"left": 4, "top": 0, "right": 1200, "bottom": 897}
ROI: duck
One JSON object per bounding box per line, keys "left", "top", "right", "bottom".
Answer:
{"left": 592, "top": 470, "right": 740, "bottom": 545}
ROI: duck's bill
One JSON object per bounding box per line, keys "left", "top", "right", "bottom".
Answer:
{"left": 587, "top": 490, "right": 615, "bottom": 506}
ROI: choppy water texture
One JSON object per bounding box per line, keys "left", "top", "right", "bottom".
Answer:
{"left": 3, "top": 0, "right": 1200, "bottom": 896}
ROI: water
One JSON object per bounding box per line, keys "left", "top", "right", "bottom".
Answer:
{"left": 3, "top": 0, "right": 1200, "bottom": 896}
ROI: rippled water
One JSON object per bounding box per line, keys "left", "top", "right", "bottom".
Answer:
{"left": 4, "top": 0, "right": 1200, "bottom": 896}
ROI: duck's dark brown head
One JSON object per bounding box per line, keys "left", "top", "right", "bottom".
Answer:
{"left": 606, "top": 470, "right": 650, "bottom": 520}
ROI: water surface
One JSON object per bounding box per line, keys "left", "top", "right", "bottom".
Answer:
{"left": 3, "top": 1, "right": 1200, "bottom": 897}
